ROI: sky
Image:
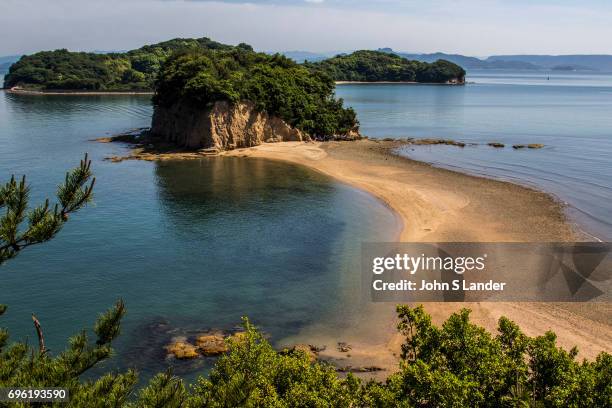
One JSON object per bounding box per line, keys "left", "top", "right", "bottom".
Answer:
{"left": 2, "top": 0, "right": 612, "bottom": 56}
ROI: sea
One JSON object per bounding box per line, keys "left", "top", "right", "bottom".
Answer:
{"left": 1, "top": 69, "right": 611, "bottom": 382}
{"left": 336, "top": 70, "right": 612, "bottom": 241}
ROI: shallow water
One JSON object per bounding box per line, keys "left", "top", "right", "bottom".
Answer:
{"left": 336, "top": 70, "right": 612, "bottom": 240}
{"left": 0, "top": 92, "right": 398, "bottom": 381}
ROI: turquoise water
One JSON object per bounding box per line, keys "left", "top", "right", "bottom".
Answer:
{"left": 0, "top": 92, "right": 398, "bottom": 380}
{"left": 336, "top": 70, "right": 612, "bottom": 240}
{"left": 3, "top": 70, "right": 611, "bottom": 382}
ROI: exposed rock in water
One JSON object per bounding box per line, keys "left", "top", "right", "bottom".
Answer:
{"left": 195, "top": 333, "right": 228, "bottom": 356}
{"left": 513, "top": 143, "right": 544, "bottom": 149}
{"left": 166, "top": 339, "right": 200, "bottom": 359}
{"left": 227, "top": 331, "right": 247, "bottom": 344}
{"left": 283, "top": 344, "right": 319, "bottom": 362}
{"left": 488, "top": 142, "right": 505, "bottom": 148}
{"left": 337, "top": 342, "right": 352, "bottom": 353}
{"left": 151, "top": 101, "right": 313, "bottom": 151}
{"left": 412, "top": 138, "right": 465, "bottom": 147}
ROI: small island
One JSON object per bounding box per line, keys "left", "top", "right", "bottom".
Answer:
{"left": 306, "top": 50, "right": 466, "bottom": 83}
{"left": 3, "top": 37, "right": 250, "bottom": 92}
{"left": 150, "top": 48, "right": 359, "bottom": 151}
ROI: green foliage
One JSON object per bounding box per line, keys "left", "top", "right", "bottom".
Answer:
{"left": 0, "top": 301, "right": 138, "bottom": 407}
{"left": 154, "top": 50, "right": 358, "bottom": 137}
{"left": 3, "top": 37, "right": 234, "bottom": 91}
{"left": 306, "top": 50, "right": 466, "bottom": 83}
{"left": 1, "top": 302, "right": 611, "bottom": 406}
{"left": 384, "top": 305, "right": 611, "bottom": 407}
{"left": 189, "top": 318, "right": 360, "bottom": 407}
{"left": 0, "top": 154, "right": 94, "bottom": 265}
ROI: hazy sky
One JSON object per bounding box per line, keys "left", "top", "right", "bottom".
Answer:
{"left": 2, "top": 0, "right": 612, "bottom": 56}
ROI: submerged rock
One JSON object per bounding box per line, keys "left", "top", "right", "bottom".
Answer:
{"left": 413, "top": 138, "right": 465, "bottom": 147}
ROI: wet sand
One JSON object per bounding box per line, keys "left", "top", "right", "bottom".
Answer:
{"left": 105, "top": 137, "right": 610, "bottom": 377}
{"left": 222, "top": 139, "right": 611, "bottom": 377}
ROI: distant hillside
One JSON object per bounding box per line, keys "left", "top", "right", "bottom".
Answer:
{"left": 3, "top": 38, "right": 250, "bottom": 91}
{"left": 0, "top": 55, "right": 20, "bottom": 76}
{"left": 0, "top": 55, "right": 20, "bottom": 65}
{"left": 280, "top": 51, "right": 332, "bottom": 63}
{"left": 486, "top": 55, "right": 612, "bottom": 72}
{"left": 379, "top": 49, "right": 540, "bottom": 70}
{"left": 392, "top": 50, "right": 612, "bottom": 71}
{"left": 306, "top": 50, "right": 465, "bottom": 83}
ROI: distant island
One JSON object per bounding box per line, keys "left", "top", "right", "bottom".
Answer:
{"left": 5, "top": 42, "right": 612, "bottom": 92}
{"left": 3, "top": 38, "right": 466, "bottom": 92}
{"left": 305, "top": 50, "right": 465, "bottom": 83}
{"left": 283, "top": 48, "right": 612, "bottom": 72}
{"left": 3, "top": 38, "right": 251, "bottom": 92}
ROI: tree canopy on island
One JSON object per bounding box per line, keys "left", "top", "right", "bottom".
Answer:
{"left": 305, "top": 50, "right": 466, "bottom": 83}
{"left": 3, "top": 37, "right": 251, "bottom": 91}
{"left": 4, "top": 39, "right": 466, "bottom": 92}
{"left": 153, "top": 49, "right": 358, "bottom": 137}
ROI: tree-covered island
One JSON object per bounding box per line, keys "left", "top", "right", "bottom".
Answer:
{"left": 306, "top": 50, "right": 466, "bottom": 83}
{"left": 3, "top": 39, "right": 466, "bottom": 91}
{"left": 152, "top": 48, "right": 358, "bottom": 139}
{"left": 3, "top": 38, "right": 251, "bottom": 91}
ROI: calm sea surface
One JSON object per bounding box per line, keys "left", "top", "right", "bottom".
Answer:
{"left": 336, "top": 70, "right": 612, "bottom": 240}
{"left": 0, "top": 92, "right": 398, "bottom": 381}
{"left": 2, "top": 69, "right": 611, "bottom": 381}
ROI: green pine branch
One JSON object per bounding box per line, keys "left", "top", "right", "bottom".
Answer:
{"left": 0, "top": 153, "right": 95, "bottom": 265}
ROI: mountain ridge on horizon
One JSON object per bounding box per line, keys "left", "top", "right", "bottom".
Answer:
{"left": 282, "top": 48, "right": 612, "bottom": 71}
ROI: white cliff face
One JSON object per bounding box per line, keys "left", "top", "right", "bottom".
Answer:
{"left": 151, "top": 101, "right": 310, "bottom": 150}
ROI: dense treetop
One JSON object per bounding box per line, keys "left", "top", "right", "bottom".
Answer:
{"left": 3, "top": 37, "right": 251, "bottom": 91}
{"left": 306, "top": 50, "right": 466, "bottom": 83}
{"left": 154, "top": 48, "right": 358, "bottom": 137}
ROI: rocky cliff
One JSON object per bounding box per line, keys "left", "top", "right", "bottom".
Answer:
{"left": 151, "top": 101, "right": 311, "bottom": 151}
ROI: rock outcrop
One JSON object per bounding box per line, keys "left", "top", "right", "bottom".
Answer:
{"left": 282, "top": 344, "right": 320, "bottom": 362}
{"left": 151, "top": 101, "right": 310, "bottom": 151}
{"left": 166, "top": 339, "right": 200, "bottom": 359}
{"left": 195, "top": 333, "right": 228, "bottom": 356}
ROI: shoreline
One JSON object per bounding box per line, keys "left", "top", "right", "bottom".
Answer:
{"left": 103, "top": 138, "right": 611, "bottom": 376}
{"left": 224, "top": 140, "right": 577, "bottom": 242}
{"left": 5, "top": 87, "right": 153, "bottom": 96}
{"left": 3, "top": 82, "right": 463, "bottom": 95}
{"left": 220, "top": 140, "right": 611, "bottom": 375}
{"left": 335, "top": 81, "right": 464, "bottom": 85}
